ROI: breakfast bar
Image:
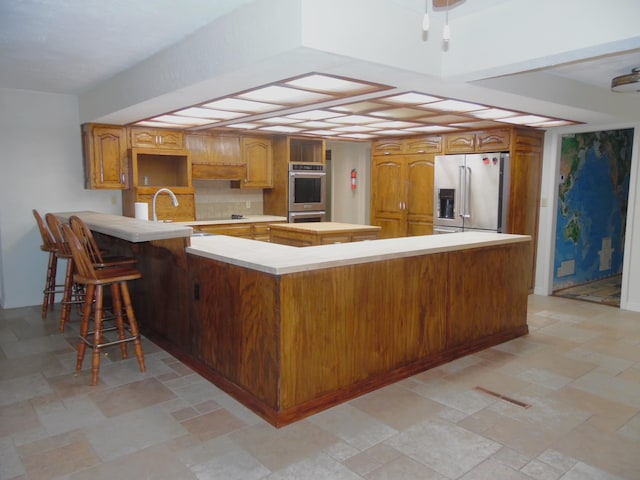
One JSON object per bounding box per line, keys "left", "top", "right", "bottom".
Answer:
{"left": 59, "top": 211, "right": 531, "bottom": 427}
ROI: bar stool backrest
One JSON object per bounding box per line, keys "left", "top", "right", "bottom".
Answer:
{"left": 69, "top": 215, "right": 104, "bottom": 265}
{"left": 33, "top": 209, "right": 57, "bottom": 252}
{"left": 45, "top": 213, "right": 72, "bottom": 258}
{"left": 60, "top": 224, "right": 98, "bottom": 281}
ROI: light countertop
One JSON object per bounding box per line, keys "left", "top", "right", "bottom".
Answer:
{"left": 55, "top": 211, "right": 194, "bottom": 242}
{"left": 188, "top": 231, "right": 530, "bottom": 275}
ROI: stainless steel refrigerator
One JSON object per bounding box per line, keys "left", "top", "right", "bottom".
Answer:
{"left": 433, "top": 153, "right": 510, "bottom": 234}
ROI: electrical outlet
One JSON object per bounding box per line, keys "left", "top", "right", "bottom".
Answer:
{"left": 111, "top": 194, "right": 117, "bottom": 205}
{"left": 245, "top": 201, "right": 251, "bottom": 209}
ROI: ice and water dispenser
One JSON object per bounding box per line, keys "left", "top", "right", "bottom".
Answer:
{"left": 438, "top": 188, "right": 455, "bottom": 219}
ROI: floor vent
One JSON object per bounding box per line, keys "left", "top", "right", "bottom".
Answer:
{"left": 474, "top": 386, "right": 532, "bottom": 409}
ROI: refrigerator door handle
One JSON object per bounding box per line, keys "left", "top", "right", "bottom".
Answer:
{"left": 458, "top": 165, "right": 465, "bottom": 218}
{"left": 463, "top": 166, "right": 471, "bottom": 218}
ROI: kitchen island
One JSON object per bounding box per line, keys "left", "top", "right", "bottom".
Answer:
{"left": 60, "top": 212, "right": 531, "bottom": 427}
{"left": 269, "top": 221, "right": 381, "bottom": 246}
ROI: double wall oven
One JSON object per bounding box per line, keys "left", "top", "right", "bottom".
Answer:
{"left": 288, "top": 162, "right": 326, "bottom": 223}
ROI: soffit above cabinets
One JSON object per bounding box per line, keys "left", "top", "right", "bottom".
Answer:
{"left": 131, "top": 72, "right": 579, "bottom": 140}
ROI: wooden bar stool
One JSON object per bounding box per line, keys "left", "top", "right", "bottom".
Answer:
{"left": 68, "top": 215, "right": 137, "bottom": 269}
{"left": 33, "top": 209, "right": 64, "bottom": 319}
{"left": 61, "top": 224, "right": 146, "bottom": 386}
{"left": 45, "top": 213, "right": 85, "bottom": 332}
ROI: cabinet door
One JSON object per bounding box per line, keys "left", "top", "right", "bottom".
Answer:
{"left": 186, "top": 133, "right": 246, "bottom": 180}
{"left": 444, "top": 133, "right": 475, "bottom": 153}
{"left": 372, "top": 139, "right": 403, "bottom": 156}
{"left": 506, "top": 130, "right": 543, "bottom": 291}
{"left": 371, "top": 156, "right": 406, "bottom": 238}
{"left": 82, "top": 124, "right": 128, "bottom": 189}
{"left": 241, "top": 136, "right": 273, "bottom": 188}
{"left": 406, "top": 155, "right": 435, "bottom": 236}
{"left": 476, "top": 129, "right": 510, "bottom": 152}
{"left": 404, "top": 136, "right": 442, "bottom": 155}
{"left": 129, "top": 127, "right": 184, "bottom": 149}
{"left": 290, "top": 138, "right": 324, "bottom": 163}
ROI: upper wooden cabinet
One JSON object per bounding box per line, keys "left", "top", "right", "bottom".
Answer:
{"left": 372, "top": 136, "right": 442, "bottom": 155}
{"left": 239, "top": 136, "right": 273, "bottom": 188}
{"left": 290, "top": 138, "right": 325, "bottom": 163}
{"left": 129, "top": 127, "right": 184, "bottom": 150}
{"left": 82, "top": 123, "right": 129, "bottom": 189}
{"left": 185, "top": 133, "right": 246, "bottom": 180}
{"left": 444, "top": 129, "right": 510, "bottom": 153}
{"left": 129, "top": 147, "right": 191, "bottom": 188}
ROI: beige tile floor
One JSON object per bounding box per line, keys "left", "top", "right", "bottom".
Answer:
{"left": 1, "top": 295, "right": 639, "bottom": 479}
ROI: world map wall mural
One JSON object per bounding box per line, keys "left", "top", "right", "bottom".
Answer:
{"left": 553, "top": 128, "right": 634, "bottom": 291}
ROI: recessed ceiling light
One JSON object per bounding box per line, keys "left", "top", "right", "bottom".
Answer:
{"left": 173, "top": 107, "right": 233, "bottom": 119}
{"left": 370, "top": 108, "right": 431, "bottom": 119}
{"left": 407, "top": 125, "right": 460, "bottom": 133}
{"left": 295, "top": 121, "right": 341, "bottom": 129}
{"left": 469, "top": 108, "right": 517, "bottom": 120}
{"left": 255, "top": 116, "right": 301, "bottom": 125}
{"left": 258, "top": 125, "right": 303, "bottom": 133}
{"left": 238, "top": 85, "right": 333, "bottom": 105}
{"left": 425, "top": 99, "right": 487, "bottom": 112}
{"left": 374, "top": 129, "right": 410, "bottom": 135}
{"left": 202, "top": 98, "right": 282, "bottom": 113}
{"left": 300, "top": 130, "right": 341, "bottom": 136}
{"left": 286, "top": 110, "right": 344, "bottom": 120}
{"left": 331, "top": 115, "right": 380, "bottom": 124}
{"left": 225, "top": 122, "right": 262, "bottom": 129}
{"left": 382, "top": 92, "right": 441, "bottom": 104}
{"left": 330, "top": 101, "right": 388, "bottom": 113}
{"left": 152, "top": 115, "right": 215, "bottom": 126}
{"left": 369, "top": 121, "right": 422, "bottom": 129}
{"left": 338, "top": 133, "right": 376, "bottom": 139}
{"left": 333, "top": 125, "right": 379, "bottom": 133}
{"left": 285, "top": 74, "right": 372, "bottom": 94}
{"left": 498, "top": 114, "right": 550, "bottom": 125}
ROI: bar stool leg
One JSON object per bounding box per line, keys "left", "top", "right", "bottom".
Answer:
{"left": 90, "top": 285, "right": 105, "bottom": 386}
{"left": 76, "top": 284, "right": 94, "bottom": 374}
{"left": 59, "top": 258, "right": 74, "bottom": 332}
{"left": 120, "top": 282, "right": 146, "bottom": 373}
{"left": 41, "top": 251, "right": 57, "bottom": 319}
{"left": 110, "top": 283, "right": 129, "bottom": 360}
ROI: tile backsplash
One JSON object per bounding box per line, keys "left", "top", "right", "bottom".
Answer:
{"left": 193, "top": 180, "right": 264, "bottom": 219}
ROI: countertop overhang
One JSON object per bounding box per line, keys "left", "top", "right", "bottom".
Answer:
{"left": 188, "top": 231, "right": 531, "bottom": 275}
{"left": 55, "top": 211, "right": 194, "bottom": 242}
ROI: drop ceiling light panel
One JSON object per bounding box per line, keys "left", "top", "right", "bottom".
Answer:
{"left": 134, "top": 72, "right": 579, "bottom": 136}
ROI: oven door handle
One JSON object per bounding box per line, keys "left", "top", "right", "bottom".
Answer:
{"left": 290, "top": 172, "right": 326, "bottom": 177}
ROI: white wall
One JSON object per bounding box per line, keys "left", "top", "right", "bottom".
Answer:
{"left": 0, "top": 88, "right": 119, "bottom": 308}
{"left": 535, "top": 123, "right": 640, "bottom": 312}
{"left": 327, "top": 141, "right": 371, "bottom": 225}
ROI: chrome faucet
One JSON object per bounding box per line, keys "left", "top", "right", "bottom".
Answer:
{"left": 152, "top": 188, "right": 179, "bottom": 222}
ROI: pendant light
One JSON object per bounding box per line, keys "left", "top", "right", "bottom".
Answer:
{"left": 422, "top": 0, "right": 430, "bottom": 31}
{"left": 443, "top": 0, "right": 450, "bottom": 43}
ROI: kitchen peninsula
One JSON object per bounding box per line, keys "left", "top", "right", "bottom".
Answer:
{"left": 60, "top": 211, "right": 531, "bottom": 427}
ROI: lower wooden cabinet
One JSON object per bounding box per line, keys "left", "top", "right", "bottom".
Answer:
{"left": 194, "top": 222, "right": 286, "bottom": 240}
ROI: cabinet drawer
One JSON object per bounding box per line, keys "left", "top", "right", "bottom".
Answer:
{"left": 198, "top": 224, "right": 253, "bottom": 238}
{"left": 320, "top": 234, "right": 351, "bottom": 245}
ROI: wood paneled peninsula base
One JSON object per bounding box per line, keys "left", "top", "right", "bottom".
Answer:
{"left": 187, "top": 232, "right": 531, "bottom": 427}
{"left": 56, "top": 213, "right": 530, "bottom": 428}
